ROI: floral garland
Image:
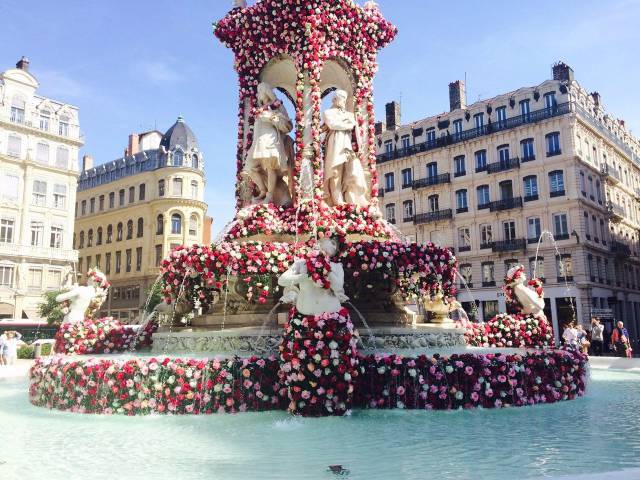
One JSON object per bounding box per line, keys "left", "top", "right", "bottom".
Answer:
{"left": 29, "top": 348, "right": 587, "bottom": 415}
{"left": 54, "top": 318, "right": 157, "bottom": 355}
{"left": 279, "top": 308, "right": 359, "bottom": 416}
{"left": 86, "top": 267, "right": 111, "bottom": 318}
{"left": 305, "top": 250, "right": 332, "bottom": 290}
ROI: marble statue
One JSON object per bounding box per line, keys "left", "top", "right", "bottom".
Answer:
{"left": 278, "top": 238, "right": 348, "bottom": 315}
{"left": 323, "top": 89, "right": 368, "bottom": 207}
{"left": 244, "top": 82, "right": 294, "bottom": 206}
{"left": 506, "top": 265, "right": 545, "bottom": 316}
{"left": 56, "top": 268, "right": 109, "bottom": 324}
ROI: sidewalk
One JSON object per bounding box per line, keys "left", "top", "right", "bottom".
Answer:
{"left": 589, "top": 355, "right": 640, "bottom": 373}
{"left": 0, "top": 359, "right": 33, "bottom": 380}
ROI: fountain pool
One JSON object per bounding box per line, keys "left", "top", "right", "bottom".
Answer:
{"left": 2, "top": 369, "right": 639, "bottom": 479}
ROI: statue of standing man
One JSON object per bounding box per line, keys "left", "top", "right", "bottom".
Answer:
{"left": 323, "top": 90, "right": 368, "bottom": 207}
{"left": 243, "top": 82, "right": 294, "bottom": 206}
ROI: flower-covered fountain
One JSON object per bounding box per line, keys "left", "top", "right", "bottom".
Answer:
{"left": 28, "top": 0, "right": 587, "bottom": 418}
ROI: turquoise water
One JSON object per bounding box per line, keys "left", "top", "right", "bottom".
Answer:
{"left": 1, "top": 369, "right": 639, "bottom": 480}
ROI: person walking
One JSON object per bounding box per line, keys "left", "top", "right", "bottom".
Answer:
{"left": 610, "top": 321, "right": 632, "bottom": 358}
{"left": 0, "top": 331, "right": 22, "bottom": 365}
{"left": 590, "top": 318, "right": 604, "bottom": 356}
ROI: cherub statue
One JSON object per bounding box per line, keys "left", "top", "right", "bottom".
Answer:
{"left": 504, "top": 265, "right": 545, "bottom": 316}
{"left": 278, "top": 237, "right": 348, "bottom": 316}
{"left": 56, "top": 268, "right": 110, "bottom": 324}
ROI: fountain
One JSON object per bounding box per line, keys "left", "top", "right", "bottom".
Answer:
{"left": 28, "top": 0, "right": 586, "bottom": 419}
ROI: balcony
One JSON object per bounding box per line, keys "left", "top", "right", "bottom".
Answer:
{"left": 492, "top": 239, "right": 526, "bottom": 253}
{"left": 0, "top": 243, "right": 78, "bottom": 263}
{"left": 454, "top": 170, "right": 466, "bottom": 178}
{"left": 549, "top": 189, "right": 565, "bottom": 198}
{"left": 486, "top": 157, "right": 520, "bottom": 174}
{"left": 607, "top": 201, "right": 625, "bottom": 222}
{"left": 521, "top": 155, "right": 536, "bottom": 163}
{"left": 375, "top": 102, "right": 571, "bottom": 164}
{"left": 413, "top": 173, "right": 451, "bottom": 190}
{"left": 611, "top": 241, "right": 632, "bottom": 257}
{"left": 488, "top": 197, "right": 523, "bottom": 212}
{"left": 601, "top": 164, "right": 622, "bottom": 184}
{"left": 413, "top": 209, "right": 453, "bottom": 225}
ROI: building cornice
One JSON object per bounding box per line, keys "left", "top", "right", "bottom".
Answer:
{"left": 0, "top": 152, "right": 80, "bottom": 177}
{"left": 0, "top": 118, "right": 84, "bottom": 147}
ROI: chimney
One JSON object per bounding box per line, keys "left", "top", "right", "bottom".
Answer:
{"left": 552, "top": 61, "right": 574, "bottom": 82}
{"left": 82, "top": 154, "right": 93, "bottom": 171}
{"left": 127, "top": 133, "right": 140, "bottom": 156}
{"left": 374, "top": 121, "right": 386, "bottom": 135}
{"left": 385, "top": 101, "right": 401, "bottom": 131}
{"left": 449, "top": 80, "right": 466, "bottom": 112}
{"left": 16, "top": 56, "right": 30, "bottom": 71}
{"left": 591, "top": 92, "right": 601, "bottom": 107}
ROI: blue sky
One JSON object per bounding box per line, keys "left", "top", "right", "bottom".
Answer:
{"left": 3, "top": 0, "right": 640, "bottom": 236}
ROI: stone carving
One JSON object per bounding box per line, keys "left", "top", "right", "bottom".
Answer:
{"left": 243, "top": 82, "right": 294, "bottom": 206}
{"left": 323, "top": 89, "right": 368, "bottom": 207}
{"left": 55, "top": 268, "right": 109, "bottom": 324}
{"left": 506, "top": 265, "right": 545, "bottom": 315}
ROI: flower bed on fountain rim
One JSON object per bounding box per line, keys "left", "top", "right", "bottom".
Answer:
{"left": 29, "top": 348, "right": 587, "bottom": 415}
{"left": 54, "top": 318, "right": 157, "bottom": 355}
{"left": 460, "top": 313, "right": 555, "bottom": 349}
{"left": 160, "top": 240, "right": 457, "bottom": 309}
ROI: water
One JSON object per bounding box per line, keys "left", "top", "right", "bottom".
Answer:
{"left": 2, "top": 370, "right": 639, "bottom": 479}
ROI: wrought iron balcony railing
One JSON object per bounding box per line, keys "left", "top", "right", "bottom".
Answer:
{"left": 412, "top": 173, "right": 451, "bottom": 190}
{"left": 486, "top": 157, "right": 520, "bottom": 174}
{"left": 413, "top": 209, "right": 453, "bottom": 225}
{"left": 488, "top": 197, "right": 523, "bottom": 212}
{"left": 492, "top": 239, "right": 526, "bottom": 253}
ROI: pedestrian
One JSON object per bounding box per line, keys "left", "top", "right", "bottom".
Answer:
{"left": 590, "top": 317, "right": 604, "bottom": 356}
{"left": 562, "top": 322, "right": 578, "bottom": 348}
{"left": 610, "top": 321, "right": 632, "bottom": 358}
{"left": 576, "top": 324, "right": 590, "bottom": 354}
{"left": 0, "top": 331, "right": 22, "bottom": 365}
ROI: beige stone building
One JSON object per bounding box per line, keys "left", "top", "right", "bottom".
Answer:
{"left": 75, "top": 117, "right": 208, "bottom": 322}
{"left": 376, "top": 62, "right": 640, "bottom": 347}
{"left": 0, "top": 57, "right": 81, "bottom": 319}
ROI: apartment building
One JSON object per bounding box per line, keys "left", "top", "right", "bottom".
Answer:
{"left": 376, "top": 62, "right": 640, "bottom": 345}
{"left": 75, "top": 117, "right": 209, "bottom": 322}
{"left": 0, "top": 57, "right": 81, "bottom": 319}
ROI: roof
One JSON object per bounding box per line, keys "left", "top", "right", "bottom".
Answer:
{"left": 160, "top": 116, "right": 199, "bottom": 151}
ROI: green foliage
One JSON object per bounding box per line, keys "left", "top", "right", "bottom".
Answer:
{"left": 145, "top": 282, "right": 164, "bottom": 313}
{"left": 17, "top": 343, "right": 53, "bottom": 359}
{"left": 38, "top": 290, "right": 67, "bottom": 326}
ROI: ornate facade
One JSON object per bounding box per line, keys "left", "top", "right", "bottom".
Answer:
{"left": 376, "top": 62, "right": 640, "bottom": 347}
{"left": 0, "top": 57, "right": 81, "bottom": 319}
{"left": 75, "top": 117, "right": 209, "bottom": 322}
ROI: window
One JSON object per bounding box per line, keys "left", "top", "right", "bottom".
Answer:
{"left": 31, "top": 180, "right": 48, "bottom": 207}
{"left": 498, "top": 145, "right": 510, "bottom": 164}
{"left": 521, "top": 138, "right": 535, "bottom": 161}
{"left": 523, "top": 175, "right": 538, "bottom": 201}
{"left": 549, "top": 170, "right": 565, "bottom": 197}
{"left": 401, "top": 135, "right": 410, "bottom": 152}
{"left": 81, "top": 200, "right": 87, "bottom": 215}
{"left": 503, "top": 220, "right": 516, "bottom": 241}
{"left": 544, "top": 92, "right": 557, "bottom": 111}
{"left": 87, "top": 229, "right": 93, "bottom": 247}
{"left": 96, "top": 227, "right": 103, "bottom": 246}
{"left": 460, "top": 264, "right": 472, "bottom": 287}
{"left": 137, "top": 218, "right": 144, "bottom": 238}
{"left": 52, "top": 184, "right": 67, "bottom": 209}
{"left": 529, "top": 257, "right": 544, "bottom": 280}
{"left": 482, "top": 262, "right": 495, "bottom": 286}
{"left": 90, "top": 197, "right": 95, "bottom": 214}
{"left": 107, "top": 225, "right": 113, "bottom": 243}
{"left": 50, "top": 225, "right": 63, "bottom": 248}
{"left": 527, "top": 217, "right": 541, "bottom": 241}
{"left": 600, "top": 220, "right": 607, "bottom": 245}
{"left": 401, "top": 168, "right": 412, "bottom": 188}
{"left": 59, "top": 116, "right": 70, "bottom": 136}
{"left": 584, "top": 212, "right": 591, "bottom": 239}
{"left": 454, "top": 155, "right": 466, "bottom": 177}
{"left": 474, "top": 113, "right": 484, "bottom": 130}
{"left": 7, "top": 135, "right": 21, "bottom": 157}
{"left": 173, "top": 150, "right": 184, "bottom": 166}
{"left": 556, "top": 254, "right": 573, "bottom": 281}
{"left": 385, "top": 204, "right": 396, "bottom": 223}
{"left": 136, "top": 183, "right": 146, "bottom": 202}
{"left": 55, "top": 147, "right": 69, "bottom": 169}
{"left": 3, "top": 174, "right": 19, "bottom": 201}
{"left": 10, "top": 96, "right": 25, "bottom": 124}
{"left": 546, "top": 132, "right": 561, "bottom": 156}
{"left": 125, "top": 249, "right": 132, "bottom": 273}
{"left": 192, "top": 155, "right": 199, "bottom": 170}
{"left": 78, "top": 258, "right": 83, "bottom": 274}
{"left": 1, "top": 219, "right": 15, "bottom": 243}
{"left": 475, "top": 150, "right": 487, "bottom": 172}
{"left": 402, "top": 201, "right": 413, "bottom": 222}
{"left": 428, "top": 194, "right": 439, "bottom": 212}
{"left": 115, "top": 251, "right": 122, "bottom": 274}
{"left": 189, "top": 215, "right": 198, "bottom": 235}
{"left": 105, "top": 253, "right": 112, "bottom": 275}
{"left": 587, "top": 176, "right": 594, "bottom": 199}
{"left": 129, "top": 187, "right": 135, "bottom": 203}
{"left": 39, "top": 110, "right": 50, "bottom": 131}
{"left": 171, "top": 213, "right": 182, "bottom": 234}
{"left": 119, "top": 189, "right": 125, "bottom": 206}
{"left": 79, "top": 231, "right": 85, "bottom": 249}
{"left": 426, "top": 128, "right": 436, "bottom": 146}
{"left": 426, "top": 162, "right": 438, "bottom": 179}
{"left": 384, "top": 173, "right": 395, "bottom": 192}
{"left": 596, "top": 181, "right": 602, "bottom": 204}
{"left": 477, "top": 185, "right": 490, "bottom": 208}
{"left": 126, "top": 220, "right": 133, "bottom": 240}
{"left": 520, "top": 99, "right": 531, "bottom": 120}
{"left": 596, "top": 257, "right": 603, "bottom": 283}
{"left": 384, "top": 140, "right": 393, "bottom": 159}
{"left": 456, "top": 189, "right": 468, "bottom": 212}
{"left": 453, "top": 119, "right": 463, "bottom": 138}
{"left": 480, "top": 224, "right": 493, "bottom": 247}
{"left": 117, "top": 222, "right": 123, "bottom": 241}
{"left": 553, "top": 213, "right": 569, "bottom": 239}
{"left": 155, "top": 245, "right": 163, "bottom": 266}
{"left": 458, "top": 227, "right": 471, "bottom": 251}
{"left": 36, "top": 143, "right": 49, "bottom": 164}
{"left": 579, "top": 171, "right": 586, "bottom": 195}
{"left": 173, "top": 178, "right": 183, "bottom": 196}
{"left": 156, "top": 215, "right": 164, "bottom": 235}
{"left": 28, "top": 268, "right": 43, "bottom": 289}
{"left": 136, "top": 247, "right": 142, "bottom": 272}
{"left": 0, "top": 266, "right": 14, "bottom": 286}
{"left": 496, "top": 106, "right": 507, "bottom": 127}
{"left": 95, "top": 254, "right": 101, "bottom": 270}
{"left": 30, "top": 221, "right": 44, "bottom": 246}
{"left": 190, "top": 181, "right": 198, "bottom": 198}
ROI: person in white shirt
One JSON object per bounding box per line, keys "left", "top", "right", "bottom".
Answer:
{"left": 0, "top": 331, "right": 22, "bottom": 365}
{"left": 562, "top": 323, "right": 579, "bottom": 348}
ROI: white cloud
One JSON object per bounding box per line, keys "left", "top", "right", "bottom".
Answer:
{"left": 137, "top": 60, "right": 183, "bottom": 85}
{"left": 36, "top": 69, "right": 92, "bottom": 101}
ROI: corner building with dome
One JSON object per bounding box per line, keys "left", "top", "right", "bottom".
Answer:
{"left": 74, "top": 116, "right": 210, "bottom": 322}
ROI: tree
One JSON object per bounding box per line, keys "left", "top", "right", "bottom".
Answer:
{"left": 38, "top": 290, "right": 67, "bottom": 326}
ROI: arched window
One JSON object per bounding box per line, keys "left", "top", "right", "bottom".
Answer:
{"left": 107, "top": 225, "right": 113, "bottom": 243}
{"left": 191, "top": 180, "right": 198, "bottom": 198}
{"left": 189, "top": 214, "right": 198, "bottom": 236}
{"left": 158, "top": 180, "right": 165, "bottom": 197}
{"left": 10, "top": 95, "right": 25, "bottom": 123}
{"left": 97, "top": 227, "right": 103, "bottom": 245}
{"left": 117, "top": 222, "right": 123, "bottom": 241}
{"left": 137, "top": 218, "right": 144, "bottom": 237}
{"left": 192, "top": 154, "right": 199, "bottom": 169}
{"left": 156, "top": 214, "right": 164, "bottom": 235}
{"left": 79, "top": 231, "right": 85, "bottom": 249}
{"left": 126, "top": 220, "right": 133, "bottom": 240}
{"left": 171, "top": 213, "right": 182, "bottom": 234}
{"left": 173, "top": 150, "right": 184, "bottom": 166}
{"left": 87, "top": 229, "right": 94, "bottom": 247}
